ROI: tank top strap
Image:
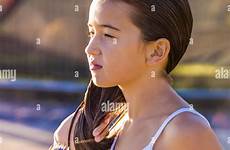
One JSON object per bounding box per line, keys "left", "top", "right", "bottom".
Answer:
{"left": 112, "top": 106, "right": 211, "bottom": 150}
{"left": 146, "top": 106, "right": 210, "bottom": 148}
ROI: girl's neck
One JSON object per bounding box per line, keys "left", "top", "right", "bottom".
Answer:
{"left": 118, "top": 75, "right": 188, "bottom": 122}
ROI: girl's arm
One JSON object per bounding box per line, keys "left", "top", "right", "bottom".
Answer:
{"left": 51, "top": 109, "right": 118, "bottom": 149}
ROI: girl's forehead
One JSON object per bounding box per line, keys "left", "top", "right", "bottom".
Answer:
{"left": 89, "top": 0, "right": 134, "bottom": 29}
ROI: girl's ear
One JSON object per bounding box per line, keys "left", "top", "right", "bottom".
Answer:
{"left": 145, "top": 38, "right": 170, "bottom": 66}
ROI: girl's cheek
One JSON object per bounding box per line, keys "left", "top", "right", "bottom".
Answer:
{"left": 100, "top": 40, "right": 119, "bottom": 55}
{"left": 103, "top": 39, "right": 119, "bottom": 48}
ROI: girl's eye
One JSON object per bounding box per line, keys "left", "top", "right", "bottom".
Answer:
{"left": 104, "top": 34, "right": 115, "bottom": 39}
{"left": 87, "top": 31, "right": 117, "bottom": 40}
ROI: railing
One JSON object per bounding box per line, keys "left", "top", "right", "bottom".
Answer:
{"left": 0, "top": 79, "right": 229, "bottom": 101}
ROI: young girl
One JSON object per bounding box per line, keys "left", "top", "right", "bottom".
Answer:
{"left": 51, "top": 0, "right": 223, "bottom": 149}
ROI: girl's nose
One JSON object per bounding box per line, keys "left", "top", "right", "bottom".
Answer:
{"left": 85, "top": 39, "right": 101, "bottom": 56}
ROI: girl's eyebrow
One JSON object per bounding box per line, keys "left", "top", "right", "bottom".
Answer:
{"left": 87, "top": 23, "right": 121, "bottom": 32}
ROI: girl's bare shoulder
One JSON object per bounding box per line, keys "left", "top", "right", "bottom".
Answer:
{"left": 155, "top": 112, "right": 223, "bottom": 150}
{"left": 54, "top": 113, "right": 75, "bottom": 144}
{"left": 54, "top": 110, "right": 81, "bottom": 145}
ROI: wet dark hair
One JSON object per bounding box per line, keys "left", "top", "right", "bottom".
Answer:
{"left": 73, "top": 0, "right": 193, "bottom": 149}
{"left": 73, "top": 80, "right": 126, "bottom": 150}
{"left": 119, "top": 0, "right": 193, "bottom": 73}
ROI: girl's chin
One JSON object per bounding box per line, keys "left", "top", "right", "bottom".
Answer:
{"left": 92, "top": 78, "right": 117, "bottom": 88}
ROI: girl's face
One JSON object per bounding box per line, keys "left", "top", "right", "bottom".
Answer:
{"left": 85, "top": 0, "right": 147, "bottom": 87}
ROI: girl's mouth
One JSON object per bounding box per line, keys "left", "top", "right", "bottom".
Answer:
{"left": 90, "top": 63, "right": 103, "bottom": 71}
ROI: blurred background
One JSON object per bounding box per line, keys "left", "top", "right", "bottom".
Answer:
{"left": 0, "top": 0, "right": 229, "bottom": 149}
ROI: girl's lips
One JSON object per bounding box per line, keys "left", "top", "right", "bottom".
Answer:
{"left": 90, "top": 64, "right": 103, "bottom": 70}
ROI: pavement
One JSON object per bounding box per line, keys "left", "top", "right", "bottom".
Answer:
{"left": 0, "top": 120, "right": 52, "bottom": 150}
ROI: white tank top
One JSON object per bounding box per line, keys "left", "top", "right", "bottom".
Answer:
{"left": 110, "top": 106, "right": 210, "bottom": 150}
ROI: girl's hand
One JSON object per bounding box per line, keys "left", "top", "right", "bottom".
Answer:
{"left": 92, "top": 113, "right": 118, "bottom": 142}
